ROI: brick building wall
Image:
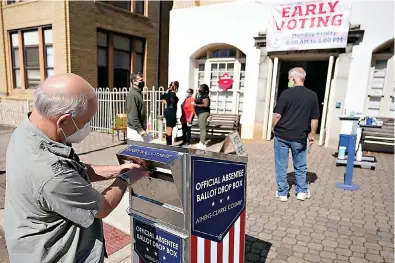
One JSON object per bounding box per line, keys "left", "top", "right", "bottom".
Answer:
{"left": 0, "top": 0, "right": 68, "bottom": 100}
{"left": 0, "top": 0, "right": 170, "bottom": 101}
{"left": 159, "top": 0, "right": 173, "bottom": 87}
{"left": 68, "top": 1, "right": 160, "bottom": 88}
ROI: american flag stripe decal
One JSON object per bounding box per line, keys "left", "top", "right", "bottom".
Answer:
{"left": 133, "top": 210, "right": 246, "bottom": 262}
{"left": 191, "top": 211, "right": 246, "bottom": 263}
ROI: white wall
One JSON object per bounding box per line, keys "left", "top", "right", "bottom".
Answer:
{"left": 345, "top": 0, "right": 395, "bottom": 113}
{"left": 168, "top": 1, "right": 268, "bottom": 139}
{"left": 169, "top": 0, "right": 395, "bottom": 138}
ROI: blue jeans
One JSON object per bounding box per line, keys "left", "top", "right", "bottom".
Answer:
{"left": 274, "top": 136, "right": 308, "bottom": 196}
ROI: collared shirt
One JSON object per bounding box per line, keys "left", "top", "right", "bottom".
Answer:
{"left": 4, "top": 114, "right": 105, "bottom": 263}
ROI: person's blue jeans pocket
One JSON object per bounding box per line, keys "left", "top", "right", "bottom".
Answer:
{"left": 274, "top": 136, "right": 308, "bottom": 196}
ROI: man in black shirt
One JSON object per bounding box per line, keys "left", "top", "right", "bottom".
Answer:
{"left": 272, "top": 67, "right": 320, "bottom": 202}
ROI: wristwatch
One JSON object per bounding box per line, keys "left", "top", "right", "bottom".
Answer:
{"left": 118, "top": 173, "right": 131, "bottom": 185}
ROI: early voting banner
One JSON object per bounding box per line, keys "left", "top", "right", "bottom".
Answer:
{"left": 133, "top": 218, "right": 182, "bottom": 263}
{"left": 266, "top": 0, "right": 352, "bottom": 51}
{"left": 191, "top": 156, "right": 246, "bottom": 242}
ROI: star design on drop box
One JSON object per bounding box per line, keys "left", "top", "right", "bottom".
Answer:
{"left": 227, "top": 196, "right": 230, "bottom": 200}
{"left": 154, "top": 251, "right": 157, "bottom": 256}
{"left": 220, "top": 199, "right": 223, "bottom": 203}
{"left": 146, "top": 247, "right": 149, "bottom": 252}
{"left": 163, "top": 256, "right": 166, "bottom": 260}
{"left": 212, "top": 201, "right": 215, "bottom": 206}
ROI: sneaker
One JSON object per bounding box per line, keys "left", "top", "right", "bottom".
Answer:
{"left": 296, "top": 190, "right": 311, "bottom": 201}
{"left": 196, "top": 142, "right": 206, "bottom": 150}
{"left": 276, "top": 191, "right": 288, "bottom": 202}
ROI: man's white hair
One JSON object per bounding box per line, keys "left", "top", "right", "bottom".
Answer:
{"left": 288, "top": 67, "right": 306, "bottom": 79}
{"left": 33, "top": 86, "right": 89, "bottom": 118}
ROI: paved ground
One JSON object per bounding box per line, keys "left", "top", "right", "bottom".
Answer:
{"left": 0, "top": 126, "right": 394, "bottom": 262}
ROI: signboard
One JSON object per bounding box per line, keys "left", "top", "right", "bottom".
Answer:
{"left": 218, "top": 73, "right": 234, "bottom": 91}
{"left": 133, "top": 218, "right": 183, "bottom": 263}
{"left": 191, "top": 156, "right": 246, "bottom": 242}
{"left": 228, "top": 131, "right": 247, "bottom": 156}
{"left": 266, "top": 0, "right": 352, "bottom": 51}
{"left": 119, "top": 145, "right": 180, "bottom": 164}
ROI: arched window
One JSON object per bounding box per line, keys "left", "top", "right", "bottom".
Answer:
{"left": 194, "top": 45, "right": 246, "bottom": 118}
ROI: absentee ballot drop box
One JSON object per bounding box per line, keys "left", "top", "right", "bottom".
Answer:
{"left": 116, "top": 137, "right": 248, "bottom": 263}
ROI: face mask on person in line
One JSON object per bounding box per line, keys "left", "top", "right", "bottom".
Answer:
{"left": 61, "top": 118, "right": 91, "bottom": 144}
{"left": 137, "top": 81, "right": 145, "bottom": 89}
{"left": 288, "top": 79, "right": 295, "bottom": 88}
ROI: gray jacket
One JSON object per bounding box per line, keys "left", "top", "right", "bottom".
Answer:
{"left": 5, "top": 115, "right": 105, "bottom": 263}
{"left": 126, "top": 88, "right": 147, "bottom": 132}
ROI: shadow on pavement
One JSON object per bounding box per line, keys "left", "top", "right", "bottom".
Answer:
{"left": 287, "top": 171, "right": 318, "bottom": 192}
{"left": 245, "top": 234, "right": 272, "bottom": 262}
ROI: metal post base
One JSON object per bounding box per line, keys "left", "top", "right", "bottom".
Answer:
{"left": 336, "top": 182, "right": 360, "bottom": 191}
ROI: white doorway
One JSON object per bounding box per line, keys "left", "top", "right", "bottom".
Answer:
{"left": 264, "top": 56, "right": 336, "bottom": 145}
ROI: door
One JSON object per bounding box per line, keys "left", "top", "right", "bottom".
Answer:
{"left": 266, "top": 57, "right": 281, "bottom": 140}
{"left": 364, "top": 55, "right": 395, "bottom": 118}
{"left": 318, "top": 56, "right": 335, "bottom": 146}
{"left": 195, "top": 59, "right": 245, "bottom": 116}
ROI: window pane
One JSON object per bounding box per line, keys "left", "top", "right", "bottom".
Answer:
{"left": 134, "top": 0, "right": 144, "bottom": 14}
{"left": 46, "top": 46, "right": 54, "bottom": 68}
{"left": 44, "top": 29, "right": 53, "bottom": 44}
{"left": 135, "top": 39, "right": 144, "bottom": 53}
{"left": 47, "top": 69, "right": 54, "bottom": 77}
{"left": 134, "top": 53, "right": 143, "bottom": 73}
{"left": 98, "top": 48, "right": 107, "bottom": 67}
{"left": 25, "top": 47, "right": 40, "bottom": 67}
{"left": 98, "top": 66, "right": 109, "bottom": 88}
{"left": 26, "top": 69, "right": 41, "bottom": 88}
{"left": 375, "top": 60, "right": 387, "bottom": 70}
{"left": 113, "top": 69, "right": 129, "bottom": 88}
{"left": 113, "top": 35, "right": 130, "bottom": 51}
{"left": 23, "top": 30, "right": 39, "bottom": 45}
{"left": 14, "top": 69, "right": 21, "bottom": 88}
{"left": 110, "top": 1, "right": 130, "bottom": 10}
{"left": 114, "top": 51, "right": 130, "bottom": 69}
{"left": 97, "top": 32, "right": 108, "bottom": 47}
{"left": 11, "top": 33, "right": 19, "bottom": 47}
{"left": 12, "top": 48, "right": 19, "bottom": 68}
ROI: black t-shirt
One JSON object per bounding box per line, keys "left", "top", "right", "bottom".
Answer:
{"left": 161, "top": 91, "right": 179, "bottom": 109}
{"left": 195, "top": 93, "right": 210, "bottom": 115}
{"left": 273, "top": 86, "right": 320, "bottom": 143}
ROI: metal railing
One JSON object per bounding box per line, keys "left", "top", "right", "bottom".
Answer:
{"left": 91, "top": 86, "right": 165, "bottom": 136}
{"left": 0, "top": 87, "right": 166, "bottom": 138}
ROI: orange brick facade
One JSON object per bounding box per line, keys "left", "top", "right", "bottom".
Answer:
{"left": 0, "top": 0, "right": 171, "bottom": 100}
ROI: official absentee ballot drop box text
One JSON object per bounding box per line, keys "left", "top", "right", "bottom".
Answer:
{"left": 116, "top": 135, "right": 248, "bottom": 263}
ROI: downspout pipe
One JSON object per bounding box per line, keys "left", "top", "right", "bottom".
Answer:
{"left": 156, "top": 0, "right": 162, "bottom": 89}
